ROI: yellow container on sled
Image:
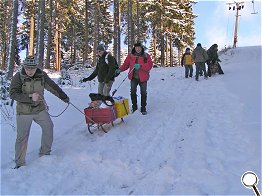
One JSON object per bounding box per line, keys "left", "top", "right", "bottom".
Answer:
{"left": 114, "top": 98, "right": 130, "bottom": 118}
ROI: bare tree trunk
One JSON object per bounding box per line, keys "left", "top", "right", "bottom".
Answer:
{"left": 1, "top": 1, "right": 9, "bottom": 70}
{"left": 83, "top": 0, "right": 89, "bottom": 64}
{"left": 170, "top": 35, "right": 173, "bottom": 66}
{"left": 136, "top": 0, "right": 140, "bottom": 42}
{"left": 117, "top": 16, "right": 121, "bottom": 65}
{"left": 54, "top": 0, "right": 60, "bottom": 71}
{"left": 1, "top": 36, "right": 7, "bottom": 70}
{"left": 29, "top": 0, "right": 35, "bottom": 56}
{"left": 6, "top": 0, "right": 18, "bottom": 79}
{"left": 72, "top": 26, "right": 76, "bottom": 64}
{"left": 127, "top": 0, "right": 134, "bottom": 53}
{"left": 117, "top": 3, "right": 121, "bottom": 64}
{"left": 37, "top": 0, "right": 45, "bottom": 69}
{"left": 178, "top": 48, "right": 182, "bottom": 67}
{"left": 114, "top": 0, "right": 121, "bottom": 63}
{"left": 153, "top": 31, "right": 157, "bottom": 62}
{"left": 160, "top": 26, "right": 165, "bottom": 66}
{"left": 93, "top": 2, "right": 99, "bottom": 67}
{"left": 45, "top": 0, "right": 53, "bottom": 69}
{"left": 165, "top": 34, "right": 168, "bottom": 66}
{"left": 70, "top": 45, "right": 73, "bottom": 64}
{"left": 160, "top": 0, "right": 165, "bottom": 67}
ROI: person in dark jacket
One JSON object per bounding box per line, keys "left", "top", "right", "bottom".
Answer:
{"left": 207, "top": 44, "right": 224, "bottom": 76}
{"left": 82, "top": 44, "right": 115, "bottom": 96}
{"left": 181, "top": 48, "right": 194, "bottom": 78}
{"left": 192, "top": 43, "right": 209, "bottom": 81}
{"left": 9, "top": 56, "right": 70, "bottom": 169}
{"left": 115, "top": 42, "right": 153, "bottom": 115}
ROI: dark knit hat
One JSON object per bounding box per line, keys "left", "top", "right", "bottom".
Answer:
{"left": 96, "top": 44, "right": 105, "bottom": 51}
{"left": 197, "top": 43, "right": 201, "bottom": 47}
{"left": 134, "top": 42, "right": 143, "bottom": 48}
{"left": 23, "top": 56, "right": 37, "bottom": 68}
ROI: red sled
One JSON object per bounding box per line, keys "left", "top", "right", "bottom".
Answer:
{"left": 84, "top": 106, "right": 117, "bottom": 134}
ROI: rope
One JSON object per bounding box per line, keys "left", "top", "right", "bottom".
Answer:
{"left": 38, "top": 96, "right": 70, "bottom": 117}
{"left": 112, "top": 67, "right": 134, "bottom": 96}
{"left": 69, "top": 101, "right": 97, "bottom": 124}
{"left": 31, "top": 94, "right": 98, "bottom": 125}
{"left": 48, "top": 103, "right": 70, "bottom": 117}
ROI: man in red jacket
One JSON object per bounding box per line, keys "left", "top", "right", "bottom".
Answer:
{"left": 116, "top": 42, "right": 153, "bottom": 115}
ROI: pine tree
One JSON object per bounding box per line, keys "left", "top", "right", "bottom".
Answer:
{"left": 0, "top": 0, "right": 12, "bottom": 71}
{"left": 6, "top": 0, "right": 19, "bottom": 79}
{"left": 37, "top": 0, "right": 45, "bottom": 69}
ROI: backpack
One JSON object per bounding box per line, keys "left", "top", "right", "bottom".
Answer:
{"left": 105, "top": 53, "right": 120, "bottom": 77}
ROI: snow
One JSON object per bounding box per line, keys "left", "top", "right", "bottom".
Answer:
{"left": 1, "top": 46, "right": 261, "bottom": 195}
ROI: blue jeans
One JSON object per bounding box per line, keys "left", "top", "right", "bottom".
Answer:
{"left": 130, "top": 79, "right": 147, "bottom": 108}
{"left": 185, "top": 65, "right": 193, "bottom": 77}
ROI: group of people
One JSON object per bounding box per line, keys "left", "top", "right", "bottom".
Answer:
{"left": 9, "top": 42, "right": 153, "bottom": 169}
{"left": 181, "top": 43, "right": 224, "bottom": 81}
{"left": 10, "top": 41, "right": 224, "bottom": 169}
{"left": 82, "top": 42, "right": 153, "bottom": 114}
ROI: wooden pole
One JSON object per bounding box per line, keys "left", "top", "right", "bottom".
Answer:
{"left": 233, "top": 3, "right": 240, "bottom": 48}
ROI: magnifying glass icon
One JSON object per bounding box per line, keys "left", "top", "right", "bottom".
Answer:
{"left": 241, "top": 171, "right": 261, "bottom": 196}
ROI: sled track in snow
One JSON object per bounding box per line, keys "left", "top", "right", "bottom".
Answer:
{"left": 125, "top": 76, "right": 204, "bottom": 194}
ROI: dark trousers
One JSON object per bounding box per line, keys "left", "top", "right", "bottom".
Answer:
{"left": 130, "top": 78, "right": 147, "bottom": 108}
{"left": 195, "top": 62, "right": 207, "bottom": 80}
{"left": 185, "top": 65, "right": 193, "bottom": 78}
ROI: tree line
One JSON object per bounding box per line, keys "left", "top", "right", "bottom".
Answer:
{"left": 0, "top": 0, "right": 196, "bottom": 79}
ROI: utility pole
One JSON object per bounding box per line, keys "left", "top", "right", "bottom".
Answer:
{"left": 227, "top": 1, "right": 244, "bottom": 48}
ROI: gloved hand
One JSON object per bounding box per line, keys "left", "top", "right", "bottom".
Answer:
{"left": 134, "top": 63, "right": 140, "bottom": 70}
{"left": 82, "top": 77, "right": 90, "bottom": 82}
{"left": 115, "top": 69, "right": 121, "bottom": 75}
{"left": 63, "top": 96, "right": 70, "bottom": 103}
{"left": 217, "top": 59, "right": 222, "bottom": 62}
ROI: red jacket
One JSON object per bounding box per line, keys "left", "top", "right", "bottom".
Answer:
{"left": 119, "top": 53, "right": 153, "bottom": 83}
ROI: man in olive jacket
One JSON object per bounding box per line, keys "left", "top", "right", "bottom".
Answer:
{"left": 82, "top": 44, "right": 116, "bottom": 96}
{"left": 10, "top": 56, "right": 70, "bottom": 169}
{"left": 192, "top": 43, "right": 209, "bottom": 81}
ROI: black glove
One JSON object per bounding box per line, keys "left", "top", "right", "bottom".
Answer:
{"left": 217, "top": 59, "right": 221, "bottom": 62}
{"left": 82, "top": 78, "right": 90, "bottom": 82}
{"left": 63, "top": 96, "right": 70, "bottom": 103}
{"left": 60, "top": 93, "right": 70, "bottom": 103}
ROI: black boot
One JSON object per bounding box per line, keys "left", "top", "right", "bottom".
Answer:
{"left": 132, "top": 105, "right": 138, "bottom": 113}
{"left": 141, "top": 106, "right": 147, "bottom": 115}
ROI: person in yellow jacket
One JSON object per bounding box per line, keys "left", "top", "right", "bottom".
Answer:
{"left": 181, "top": 48, "right": 194, "bottom": 78}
